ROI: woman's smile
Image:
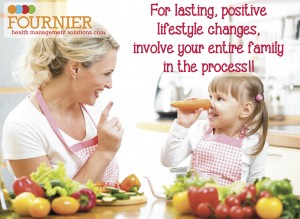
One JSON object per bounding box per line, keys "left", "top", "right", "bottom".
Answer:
{"left": 94, "top": 90, "right": 102, "bottom": 98}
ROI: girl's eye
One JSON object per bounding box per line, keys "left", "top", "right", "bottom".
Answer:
{"left": 209, "top": 95, "right": 212, "bottom": 100}
{"left": 217, "top": 97, "right": 223, "bottom": 101}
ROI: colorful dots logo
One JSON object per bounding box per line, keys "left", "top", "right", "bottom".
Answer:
{"left": 7, "top": 5, "right": 36, "bottom": 14}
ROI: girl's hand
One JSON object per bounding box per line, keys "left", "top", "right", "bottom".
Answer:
{"left": 176, "top": 98, "right": 203, "bottom": 128}
{"left": 177, "top": 108, "right": 203, "bottom": 128}
{"left": 97, "top": 102, "right": 124, "bottom": 155}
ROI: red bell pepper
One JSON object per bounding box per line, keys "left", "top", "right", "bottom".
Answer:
{"left": 119, "top": 174, "right": 141, "bottom": 192}
{"left": 71, "top": 188, "right": 96, "bottom": 212}
{"left": 188, "top": 186, "right": 219, "bottom": 214}
{"left": 13, "top": 176, "right": 45, "bottom": 197}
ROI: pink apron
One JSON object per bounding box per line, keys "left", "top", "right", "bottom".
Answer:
{"left": 36, "top": 90, "right": 119, "bottom": 184}
{"left": 191, "top": 127, "right": 246, "bottom": 186}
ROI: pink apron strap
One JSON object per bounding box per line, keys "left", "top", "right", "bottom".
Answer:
{"left": 239, "top": 126, "right": 248, "bottom": 139}
{"left": 35, "top": 90, "right": 69, "bottom": 148}
{"left": 206, "top": 126, "right": 247, "bottom": 140}
{"left": 80, "top": 105, "right": 98, "bottom": 128}
{"left": 205, "top": 127, "right": 214, "bottom": 135}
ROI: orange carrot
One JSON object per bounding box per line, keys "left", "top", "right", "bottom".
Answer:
{"left": 170, "top": 99, "right": 211, "bottom": 111}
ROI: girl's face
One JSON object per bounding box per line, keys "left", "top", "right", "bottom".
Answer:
{"left": 208, "top": 91, "right": 243, "bottom": 134}
{"left": 75, "top": 49, "right": 117, "bottom": 105}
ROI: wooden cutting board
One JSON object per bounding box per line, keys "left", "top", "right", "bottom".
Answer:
{"left": 96, "top": 195, "right": 147, "bottom": 206}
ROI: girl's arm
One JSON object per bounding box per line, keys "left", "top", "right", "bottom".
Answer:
{"left": 247, "top": 142, "right": 269, "bottom": 183}
{"left": 161, "top": 119, "right": 206, "bottom": 167}
{"left": 161, "top": 107, "right": 203, "bottom": 167}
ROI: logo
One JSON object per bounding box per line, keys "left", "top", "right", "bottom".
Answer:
{"left": 4, "top": 2, "right": 104, "bottom": 38}
{"left": 7, "top": 5, "right": 36, "bottom": 14}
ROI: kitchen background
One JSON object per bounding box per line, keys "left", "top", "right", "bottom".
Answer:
{"left": 1, "top": 0, "right": 300, "bottom": 194}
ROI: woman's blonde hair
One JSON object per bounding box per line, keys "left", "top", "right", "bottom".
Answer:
{"left": 13, "top": 22, "right": 119, "bottom": 91}
{"left": 208, "top": 72, "right": 268, "bottom": 155}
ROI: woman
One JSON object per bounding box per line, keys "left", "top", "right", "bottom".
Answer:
{"left": 1, "top": 22, "right": 123, "bottom": 184}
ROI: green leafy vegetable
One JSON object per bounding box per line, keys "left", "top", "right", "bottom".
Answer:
{"left": 163, "top": 170, "right": 245, "bottom": 201}
{"left": 279, "top": 194, "right": 300, "bottom": 219}
{"left": 215, "top": 181, "right": 246, "bottom": 202}
{"left": 30, "top": 162, "right": 81, "bottom": 198}
{"left": 163, "top": 171, "right": 216, "bottom": 199}
{"left": 85, "top": 180, "right": 99, "bottom": 196}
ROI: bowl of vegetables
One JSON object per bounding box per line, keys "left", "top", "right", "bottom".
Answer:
{"left": 143, "top": 175, "right": 176, "bottom": 200}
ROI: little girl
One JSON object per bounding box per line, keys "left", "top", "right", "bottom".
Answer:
{"left": 161, "top": 72, "right": 269, "bottom": 185}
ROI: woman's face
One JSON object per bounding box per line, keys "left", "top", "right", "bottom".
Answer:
{"left": 75, "top": 49, "right": 117, "bottom": 105}
{"left": 208, "top": 91, "right": 242, "bottom": 132}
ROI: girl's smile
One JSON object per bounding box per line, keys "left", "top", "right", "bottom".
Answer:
{"left": 208, "top": 91, "right": 244, "bottom": 137}
{"left": 208, "top": 111, "right": 218, "bottom": 119}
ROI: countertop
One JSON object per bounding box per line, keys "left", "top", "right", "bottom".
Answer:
{"left": 15, "top": 186, "right": 193, "bottom": 219}
{"left": 136, "top": 115, "right": 300, "bottom": 149}
{"left": 17, "top": 199, "right": 178, "bottom": 219}
{"left": 16, "top": 193, "right": 300, "bottom": 219}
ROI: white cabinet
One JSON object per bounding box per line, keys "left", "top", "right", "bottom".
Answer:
{"left": 265, "top": 145, "right": 300, "bottom": 195}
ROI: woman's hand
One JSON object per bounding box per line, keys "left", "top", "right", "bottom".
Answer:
{"left": 97, "top": 102, "right": 124, "bottom": 155}
{"left": 176, "top": 98, "right": 203, "bottom": 128}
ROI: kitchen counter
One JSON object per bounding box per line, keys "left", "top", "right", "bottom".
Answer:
{"left": 16, "top": 191, "right": 193, "bottom": 219}
{"left": 18, "top": 199, "right": 179, "bottom": 219}
{"left": 17, "top": 193, "right": 300, "bottom": 219}
{"left": 136, "top": 115, "right": 300, "bottom": 149}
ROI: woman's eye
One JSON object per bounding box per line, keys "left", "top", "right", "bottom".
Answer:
{"left": 104, "top": 72, "right": 112, "bottom": 77}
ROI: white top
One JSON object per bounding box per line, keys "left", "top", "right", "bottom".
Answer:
{"left": 1, "top": 96, "right": 102, "bottom": 179}
{"left": 161, "top": 120, "right": 269, "bottom": 183}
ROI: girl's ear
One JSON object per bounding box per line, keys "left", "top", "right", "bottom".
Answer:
{"left": 240, "top": 101, "right": 254, "bottom": 119}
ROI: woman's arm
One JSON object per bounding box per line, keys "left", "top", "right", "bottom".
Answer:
{"left": 2, "top": 112, "right": 51, "bottom": 178}
{"left": 9, "top": 156, "right": 51, "bottom": 177}
{"left": 73, "top": 149, "right": 116, "bottom": 183}
{"left": 74, "top": 102, "right": 123, "bottom": 184}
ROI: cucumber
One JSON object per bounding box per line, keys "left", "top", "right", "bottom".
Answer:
{"left": 124, "top": 192, "right": 137, "bottom": 197}
{"left": 105, "top": 186, "right": 119, "bottom": 194}
{"left": 39, "top": 179, "right": 64, "bottom": 188}
{"left": 113, "top": 193, "right": 130, "bottom": 200}
{"left": 97, "top": 192, "right": 112, "bottom": 199}
{"left": 101, "top": 196, "right": 117, "bottom": 203}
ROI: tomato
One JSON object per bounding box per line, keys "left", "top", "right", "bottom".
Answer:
{"left": 28, "top": 197, "right": 51, "bottom": 218}
{"left": 259, "top": 191, "right": 272, "bottom": 198}
{"left": 229, "top": 206, "right": 244, "bottom": 219}
{"left": 172, "top": 191, "right": 192, "bottom": 214}
{"left": 237, "top": 189, "right": 247, "bottom": 202}
{"left": 256, "top": 197, "right": 283, "bottom": 219}
{"left": 196, "top": 202, "right": 212, "bottom": 218}
{"left": 51, "top": 196, "right": 80, "bottom": 215}
{"left": 225, "top": 195, "right": 241, "bottom": 207}
{"left": 215, "top": 203, "right": 229, "bottom": 219}
{"left": 245, "top": 183, "right": 256, "bottom": 198}
{"left": 13, "top": 192, "right": 36, "bottom": 216}
{"left": 242, "top": 206, "right": 254, "bottom": 219}
{"left": 188, "top": 186, "right": 219, "bottom": 213}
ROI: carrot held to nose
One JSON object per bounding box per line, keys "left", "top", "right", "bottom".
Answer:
{"left": 171, "top": 99, "right": 211, "bottom": 111}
